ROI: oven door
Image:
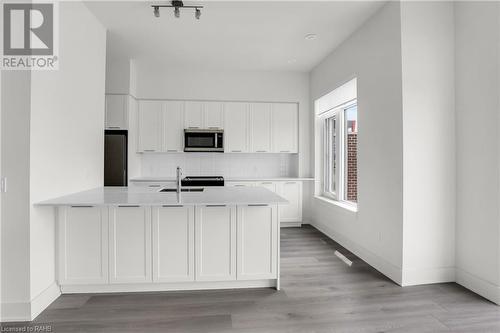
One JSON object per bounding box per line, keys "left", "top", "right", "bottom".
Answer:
{"left": 184, "top": 130, "right": 224, "bottom": 152}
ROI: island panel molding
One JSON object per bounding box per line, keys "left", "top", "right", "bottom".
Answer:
{"left": 152, "top": 206, "right": 195, "bottom": 282}
{"left": 58, "top": 206, "right": 109, "bottom": 285}
{"left": 237, "top": 204, "right": 278, "bottom": 280}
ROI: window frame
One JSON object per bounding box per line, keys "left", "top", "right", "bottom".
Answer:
{"left": 321, "top": 99, "right": 357, "bottom": 207}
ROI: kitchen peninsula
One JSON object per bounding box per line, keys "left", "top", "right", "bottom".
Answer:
{"left": 37, "top": 186, "right": 286, "bottom": 294}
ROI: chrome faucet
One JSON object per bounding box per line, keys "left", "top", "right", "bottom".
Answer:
{"left": 176, "top": 166, "right": 183, "bottom": 201}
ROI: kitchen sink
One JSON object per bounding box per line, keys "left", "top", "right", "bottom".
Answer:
{"left": 159, "top": 188, "right": 204, "bottom": 192}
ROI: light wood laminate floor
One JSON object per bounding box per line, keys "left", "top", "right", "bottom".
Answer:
{"left": 2, "top": 225, "right": 500, "bottom": 332}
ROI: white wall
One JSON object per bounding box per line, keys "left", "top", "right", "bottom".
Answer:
{"left": 105, "top": 57, "right": 130, "bottom": 95}
{"left": 134, "top": 64, "right": 312, "bottom": 178}
{"left": 310, "top": 2, "right": 404, "bottom": 283}
{"left": 0, "top": 2, "right": 106, "bottom": 322}
{"left": 455, "top": 1, "right": 500, "bottom": 304}
{"left": 1, "top": 72, "right": 32, "bottom": 321}
{"left": 400, "top": 1, "right": 456, "bottom": 285}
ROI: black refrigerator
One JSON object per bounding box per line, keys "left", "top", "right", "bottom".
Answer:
{"left": 104, "top": 130, "right": 128, "bottom": 186}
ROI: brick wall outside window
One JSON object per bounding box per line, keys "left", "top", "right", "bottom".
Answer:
{"left": 347, "top": 133, "right": 358, "bottom": 202}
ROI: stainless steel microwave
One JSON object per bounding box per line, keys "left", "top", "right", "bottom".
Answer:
{"left": 184, "top": 129, "right": 224, "bottom": 152}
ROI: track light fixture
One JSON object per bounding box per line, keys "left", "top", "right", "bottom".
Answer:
{"left": 151, "top": 1, "right": 203, "bottom": 20}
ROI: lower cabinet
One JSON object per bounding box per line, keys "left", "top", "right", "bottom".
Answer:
{"left": 195, "top": 205, "right": 237, "bottom": 281}
{"left": 58, "top": 204, "right": 279, "bottom": 287}
{"left": 255, "top": 181, "right": 303, "bottom": 224}
{"left": 237, "top": 205, "right": 278, "bottom": 280}
{"left": 278, "top": 181, "right": 303, "bottom": 223}
{"left": 152, "top": 206, "right": 195, "bottom": 282}
{"left": 109, "top": 206, "right": 152, "bottom": 283}
{"left": 58, "top": 206, "right": 109, "bottom": 285}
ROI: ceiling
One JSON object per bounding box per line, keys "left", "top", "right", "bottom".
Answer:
{"left": 85, "top": 1, "right": 385, "bottom": 72}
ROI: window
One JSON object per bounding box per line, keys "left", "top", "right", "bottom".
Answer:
{"left": 322, "top": 101, "right": 358, "bottom": 205}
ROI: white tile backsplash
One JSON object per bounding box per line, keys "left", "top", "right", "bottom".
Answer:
{"left": 140, "top": 153, "right": 297, "bottom": 178}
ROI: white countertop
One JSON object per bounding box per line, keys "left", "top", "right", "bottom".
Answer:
{"left": 130, "top": 177, "right": 314, "bottom": 182}
{"left": 36, "top": 186, "right": 288, "bottom": 206}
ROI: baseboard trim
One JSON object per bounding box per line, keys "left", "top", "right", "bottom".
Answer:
{"left": 30, "top": 282, "right": 61, "bottom": 320}
{"left": 311, "top": 220, "right": 403, "bottom": 285}
{"left": 281, "top": 222, "right": 302, "bottom": 228}
{"left": 61, "top": 279, "right": 276, "bottom": 294}
{"left": 402, "top": 266, "right": 455, "bottom": 286}
{"left": 456, "top": 268, "right": 500, "bottom": 305}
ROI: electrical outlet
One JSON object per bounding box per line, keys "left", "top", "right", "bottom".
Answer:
{"left": 1, "top": 177, "right": 7, "bottom": 193}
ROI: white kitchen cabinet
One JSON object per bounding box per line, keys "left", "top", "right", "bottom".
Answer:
{"left": 204, "top": 101, "right": 224, "bottom": 129}
{"left": 105, "top": 94, "right": 128, "bottom": 129}
{"left": 184, "top": 101, "right": 204, "bottom": 129}
{"left": 58, "top": 206, "right": 109, "bottom": 285}
{"left": 224, "top": 102, "right": 249, "bottom": 153}
{"left": 163, "top": 101, "right": 185, "bottom": 152}
{"left": 226, "top": 182, "right": 256, "bottom": 188}
{"left": 257, "top": 181, "right": 277, "bottom": 193}
{"left": 272, "top": 103, "right": 298, "bottom": 153}
{"left": 278, "top": 181, "right": 302, "bottom": 223}
{"left": 236, "top": 180, "right": 303, "bottom": 225}
{"left": 250, "top": 103, "right": 272, "bottom": 153}
{"left": 237, "top": 205, "right": 278, "bottom": 280}
{"left": 195, "top": 205, "right": 236, "bottom": 281}
{"left": 109, "top": 206, "right": 152, "bottom": 283}
{"left": 152, "top": 206, "right": 194, "bottom": 282}
{"left": 137, "top": 100, "right": 162, "bottom": 152}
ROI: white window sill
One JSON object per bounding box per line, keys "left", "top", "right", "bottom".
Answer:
{"left": 314, "top": 195, "right": 358, "bottom": 213}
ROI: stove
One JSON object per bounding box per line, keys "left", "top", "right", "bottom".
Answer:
{"left": 181, "top": 176, "right": 225, "bottom": 187}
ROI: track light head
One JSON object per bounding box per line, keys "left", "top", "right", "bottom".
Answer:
{"left": 151, "top": 2, "right": 202, "bottom": 20}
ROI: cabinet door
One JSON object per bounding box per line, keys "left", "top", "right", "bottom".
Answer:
{"left": 195, "top": 205, "right": 236, "bottom": 281}
{"left": 152, "top": 206, "right": 194, "bottom": 282}
{"left": 204, "top": 101, "right": 224, "bottom": 129}
{"left": 58, "top": 206, "right": 109, "bottom": 285}
{"left": 272, "top": 103, "right": 298, "bottom": 153}
{"left": 250, "top": 103, "right": 272, "bottom": 153}
{"left": 257, "top": 181, "right": 277, "bottom": 193}
{"left": 109, "top": 206, "right": 152, "bottom": 283}
{"left": 184, "top": 101, "right": 204, "bottom": 129}
{"left": 105, "top": 95, "right": 128, "bottom": 129}
{"left": 237, "top": 205, "right": 278, "bottom": 280}
{"left": 278, "top": 181, "right": 303, "bottom": 223}
{"left": 138, "top": 101, "right": 162, "bottom": 152}
{"left": 224, "top": 102, "right": 249, "bottom": 153}
{"left": 163, "top": 101, "right": 184, "bottom": 152}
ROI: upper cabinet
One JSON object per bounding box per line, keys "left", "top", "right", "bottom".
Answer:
{"left": 136, "top": 99, "right": 298, "bottom": 154}
{"left": 272, "top": 103, "right": 298, "bottom": 153}
{"left": 204, "top": 102, "right": 224, "bottom": 129}
{"left": 224, "top": 102, "right": 249, "bottom": 153}
{"left": 249, "top": 103, "right": 272, "bottom": 153}
{"left": 184, "top": 101, "right": 204, "bottom": 129}
{"left": 163, "top": 101, "right": 184, "bottom": 153}
{"left": 137, "top": 100, "right": 162, "bottom": 152}
{"left": 185, "top": 101, "right": 224, "bottom": 129}
{"left": 105, "top": 94, "right": 128, "bottom": 129}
